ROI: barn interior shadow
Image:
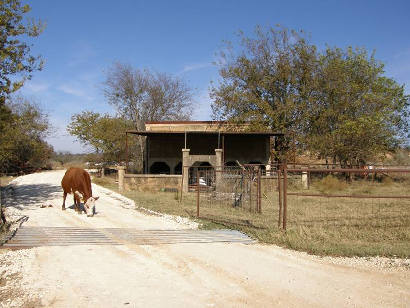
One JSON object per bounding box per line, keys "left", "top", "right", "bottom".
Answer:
{"left": 2, "top": 183, "right": 62, "bottom": 210}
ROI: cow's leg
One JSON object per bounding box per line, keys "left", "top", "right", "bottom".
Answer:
{"left": 75, "top": 194, "right": 84, "bottom": 214}
{"left": 74, "top": 194, "right": 80, "bottom": 213}
{"left": 62, "top": 192, "right": 67, "bottom": 210}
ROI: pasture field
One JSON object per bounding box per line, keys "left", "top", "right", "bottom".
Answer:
{"left": 93, "top": 175, "right": 410, "bottom": 258}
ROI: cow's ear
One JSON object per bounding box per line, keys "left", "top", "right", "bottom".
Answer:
{"left": 94, "top": 196, "right": 99, "bottom": 201}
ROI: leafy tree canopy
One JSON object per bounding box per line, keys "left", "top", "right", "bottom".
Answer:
{"left": 211, "top": 26, "right": 409, "bottom": 165}
{"left": 67, "top": 111, "right": 136, "bottom": 165}
{"left": 0, "top": 0, "right": 44, "bottom": 104}
{"left": 0, "top": 97, "right": 52, "bottom": 173}
{"left": 305, "top": 47, "right": 409, "bottom": 165}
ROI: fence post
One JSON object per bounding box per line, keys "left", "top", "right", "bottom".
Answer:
{"left": 0, "top": 183, "right": 3, "bottom": 226}
{"left": 258, "top": 167, "right": 262, "bottom": 213}
{"left": 277, "top": 168, "right": 282, "bottom": 228}
{"left": 283, "top": 164, "right": 288, "bottom": 230}
{"left": 118, "top": 166, "right": 125, "bottom": 191}
{"left": 196, "top": 168, "right": 200, "bottom": 218}
{"left": 249, "top": 169, "right": 252, "bottom": 212}
{"left": 301, "top": 167, "right": 308, "bottom": 189}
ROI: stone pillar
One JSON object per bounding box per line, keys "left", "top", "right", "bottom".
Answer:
{"left": 301, "top": 168, "right": 309, "bottom": 189}
{"left": 266, "top": 163, "right": 271, "bottom": 176}
{"left": 215, "top": 149, "right": 223, "bottom": 190}
{"left": 182, "top": 149, "right": 190, "bottom": 193}
{"left": 118, "top": 166, "right": 125, "bottom": 191}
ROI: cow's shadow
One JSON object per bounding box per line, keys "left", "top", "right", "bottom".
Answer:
{"left": 66, "top": 203, "right": 97, "bottom": 215}
{"left": 2, "top": 183, "right": 62, "bottom": 210}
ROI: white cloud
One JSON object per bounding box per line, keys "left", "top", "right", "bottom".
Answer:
{"left": 387, "top": 48, "right": 410, "bottom": 78}
{"left": 393, "top": 48, "right": 410, "bottom": 59}
{"left": 67, "top": 42, "right": 96, "bottom": 67}
{"left": 179, "top": 62, "right": 212, "bottom": 74}
{"left": 47, "top": 117, "right": 91, "bottom": 153}
{"left": 47, "top": 134, "right": 91, "bottom": 153}
{"left": 192, "top": 89, "right": 212, "bottom": 120}
{"left": 383, "top": 47, "right": 410, "bottom": 94}
{"left": 57, "top": 84, "right": 94, "bottom": 100}
{"left": 24, "top": 81, "right": 50, "bottom": 93}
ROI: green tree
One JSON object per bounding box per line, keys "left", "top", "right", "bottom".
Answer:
{"left": 0, "top": 0, "right": 44, "bottom": 105}
{"left": 211, "top": 26, "right": 318, "bottom": 158}
{"left": 0, "top": 0, "right": 44, "bottom": 225}
{"left": 0, "top": 97, "right": 52, "bottom": 173}
{"left": 211, "top": 26, "right": 318, "bottom": 131}
{"left": 211, "top": 26, "right": 409, "bottom": 165}
{"left": 67, "top": 111, "right": 136, "bottom": 166}
{"left": 305, "top": 47, "right": 409, "bottom": 166}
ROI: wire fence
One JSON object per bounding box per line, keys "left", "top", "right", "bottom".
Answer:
{"left": 188, "top": 165, "right": 279, "bottom": 227}
{"left": 283, "top": 167, "right": 410, "bottom": 230}
{"left": 188, "top": 164, "right": 410, "bottom": 231}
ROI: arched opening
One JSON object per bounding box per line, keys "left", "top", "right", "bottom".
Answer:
{"left": 189, "top": 161, "right": 214, "bottom": 186}
{"left": 225, "top": 161, "right": 238, "bottom": 167}
{"left": 248, "top": 161, "right": 266, "bottom": 172}
{"left": 150, "top": 162, "right": 170, "bottom": 174}
{"left": 174, "top": 161, "right": 182, "bottom": 175}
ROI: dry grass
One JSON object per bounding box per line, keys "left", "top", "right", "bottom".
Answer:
{"left": 315, "top": 175, "right": 348, "bottom": 193}
{"left": 0, "top": 176, "right": 16, "bottom": 188}
{"left": 93, "top": 175, "right": 410, "bottom": 258}
{"left": 49, "top": 160, "right": 87, "bottom": 170}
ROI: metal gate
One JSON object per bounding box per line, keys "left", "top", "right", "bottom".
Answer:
{"left": 191, "top": 165, "right": 265, "bottom": 219}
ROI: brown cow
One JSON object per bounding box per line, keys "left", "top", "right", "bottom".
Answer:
{"left": 61, "top": 167, "right": 99, "bottom": 216}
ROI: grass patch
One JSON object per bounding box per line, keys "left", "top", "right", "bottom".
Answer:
{"left": 93, "top": 175, "right": 410, "bottom": 258}
{"left": 0, "top": 176, "right": 16, "bottom": 188}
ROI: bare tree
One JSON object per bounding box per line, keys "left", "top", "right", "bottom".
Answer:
{"left": 103, "top": 62, "right": 194, "bottom": 169}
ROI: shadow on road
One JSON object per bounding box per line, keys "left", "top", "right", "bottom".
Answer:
{"left": 2, "top": 183, "right": 62, "bottom": 209}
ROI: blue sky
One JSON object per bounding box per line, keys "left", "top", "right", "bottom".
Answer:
{"left": 19, "top": 0, "right": 410, "bottom": 153}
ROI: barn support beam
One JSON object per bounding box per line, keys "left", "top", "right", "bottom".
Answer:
{"left": 215, "top": 149, "right": 223, "bottom": 190}
{"left": 182, "top": 149, "right": 190, "bottom": 193}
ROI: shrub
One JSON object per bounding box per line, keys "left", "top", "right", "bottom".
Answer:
{"left": 315, "top": 175, "right": 348, "bottom": 193}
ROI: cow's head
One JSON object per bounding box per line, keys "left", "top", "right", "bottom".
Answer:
{"left": 84, "top": 196, "right": 99, "bottom": 217}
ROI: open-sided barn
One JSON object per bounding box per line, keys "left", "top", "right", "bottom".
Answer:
{"left": 125, "top": 121, "right": 283, "bottom": 192}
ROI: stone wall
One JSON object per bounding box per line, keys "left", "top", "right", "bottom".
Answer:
{"left": 124, "top": 174, "right": 182, "bottom": 192}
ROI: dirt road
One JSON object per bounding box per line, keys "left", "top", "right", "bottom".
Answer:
{"left": 1, "top": 170, "right": 409, "bottom": 307}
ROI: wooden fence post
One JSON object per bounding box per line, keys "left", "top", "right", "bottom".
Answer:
{"left": 258, "top": 167, "right": 262, "bottom": 213}
{"left": 278, "top": 168, "right": 282, "bottom": 228}
{"left": 196, "top": 168, "right": 200, "bottom": 218}
{"left": 283, "top": 164, "right": 288, "bottom": 230}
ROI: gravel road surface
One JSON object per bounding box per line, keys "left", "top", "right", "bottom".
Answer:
{"left": 0, "top": 170, "right": 409, "bottom": 307}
